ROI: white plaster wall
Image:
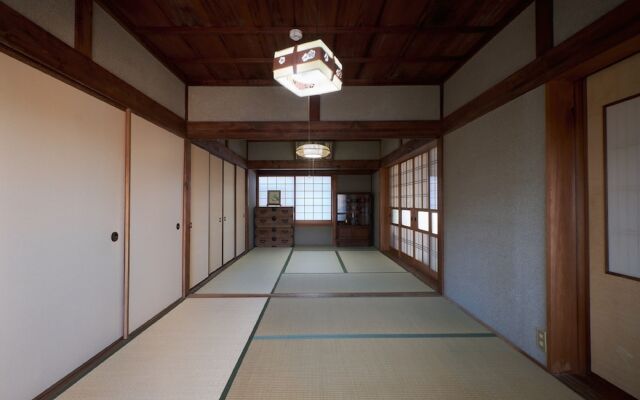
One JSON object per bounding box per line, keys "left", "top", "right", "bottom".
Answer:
{"left": 444, "top": 4, "right": 536, "bottom": 116}
{"left": 93, "top": 3, "right": 185, "bottom": 117}
{"left": 443, "top": 86, "right": 546, "bottom": 364}
{"left": 2, "top": 0, "right": 75, "bottom": 46}
{"left": 554, "top": 0, "right": 624, "bottom": 45}
{"left": 0, "top": 52, "right": 124, "bottom": 399}
{"left": 334, "top": 141, "right": 380, "bottom": 160}
{"left": 381, "top": 139, "right": 401, "bottom": 157}
{"left": 321, "top": 86, "right": 440, "bottom": 120}
{"left": 189, "top": 86, "right": 307, "bottom": 121}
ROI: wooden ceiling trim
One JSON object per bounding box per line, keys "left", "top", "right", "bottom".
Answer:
{"left": 187, "top": 120, "right": 442, "bottom": 141}
{"left": 74, "top": 0, "right": 93, "bottom": 57}
{"left": 248, "top": 160, "right": 380, "bottom": 170}
{"left": 172, "top": 55, "right": 464, "bottom": 64}
{"left": 95, "top": 0, "right": 189, "bottom": 83}
{"left": 0, "top": 2, "right": 186, "bottom": 137}
{"left": 442, "top": 0, "right": 640, "bottom": 135}
{"left": 135, "top": 25, "right": 494, "bottom": 35}
{"left": 188, "top": 78, "right": 443, "bottom": 86}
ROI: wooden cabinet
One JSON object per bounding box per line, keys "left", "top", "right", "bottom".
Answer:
{"left": 255, "top": 207, "right": 294, "bottom": 247}
{"left": 336, "top": 193, "right": 373, "bottom": 246}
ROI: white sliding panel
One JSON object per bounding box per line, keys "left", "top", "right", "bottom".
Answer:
{"left": 236, "top": 167, "right": 247, "bottom": 256}
{"left": 0, "top": 53, "right": 124, "bottom": 400}
{"left": 223, "top": 161, "right": 236, "bottom": 264}
{"left": 130, "top": 114, "right": 183, "bottom": 332}
{"left": 209, "top": 155, "right": 223, "bottom": 272}
{"left": 190, "top": 145, "right": 210, "bottom": 288}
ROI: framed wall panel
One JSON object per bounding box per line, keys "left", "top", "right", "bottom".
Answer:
{"left": 129, "top": 114, "right": 184, "bottom": 332}
{"left": 189, "top": 144, "right": 210, "bottom": 288}
{"left": 0, "top": 53, "right": 125, "bottom": 400}
{"left": 209, "top": 155, "right": 223, "bottom": 272}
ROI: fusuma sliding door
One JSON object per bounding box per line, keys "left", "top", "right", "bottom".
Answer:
{"left": 189, "top": 144, "right": 210, "bottom": 288}
{"left": 236, "top": 167, "right": 246, "bottom": 256}
{"left": 209, "top": 155, "right": 223, "bottom": 272}
{"left": 222, "top": 160, "right": 236, "bottom": 264}
{"left": 0, "top": 53, "right": 125, "bottom": 399}
{"left": 129, "top": 114, "right": 184, "bottom": 332}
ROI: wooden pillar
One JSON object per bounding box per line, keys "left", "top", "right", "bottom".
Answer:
{"left": 74, "top": 0, "right": 93, "bottom": 57}
{"left": 545, "top": 80, "right": 588, "bottom": 374}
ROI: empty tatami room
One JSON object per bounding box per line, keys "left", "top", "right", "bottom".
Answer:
{"left": 1, "top": 1, "right": 639, "bottom": 399}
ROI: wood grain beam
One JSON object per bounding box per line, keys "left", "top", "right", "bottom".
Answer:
{"left": 188, "top": 121, "right": 441, "bottom": 141}
{"left": 172, "top": 55, "right": 463, "bottom": 64}
{"left": 74, "top": 0, "right": 92, "bottom": 57}
{"left": 248, "top": 160, "right": 380, "bottom": 171}
{"left": 188, "top": 77, "right": 443, "bottom": 86}
{"left": 442, "top": 0, "right": 640, "bottom": 135}
{"left": 535, "top": 0, "right": 553, "bottom": 57}
{"left": 309, "top": 96, "right": 320, "bottom": 121}
{"left": 0, "top": 2, "right": 186, "bottom": 137}
{"left": 191, "top": 139, "right": 247, "bottom": 169}
{"left": 136, "top": 25, "right": 492, "bottom": 36}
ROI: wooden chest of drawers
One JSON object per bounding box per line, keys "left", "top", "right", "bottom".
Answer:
{"left": 255, "top": 207, "right": 294, "bottom": 247}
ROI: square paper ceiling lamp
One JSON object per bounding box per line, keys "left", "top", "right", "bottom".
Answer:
{"left": 273, "top": 39, "right": 343, "bottom": 97}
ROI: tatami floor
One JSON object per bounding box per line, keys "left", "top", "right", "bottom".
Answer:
{"left": 59, "top": 248, "right": 582, "bottom": 399}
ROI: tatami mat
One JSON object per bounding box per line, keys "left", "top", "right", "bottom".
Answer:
{"left": 274, "top": 273, "right": 433, "bottom": 293}
{"left": 256, "top": 297, "right": 488, "bottom": 336}
{"left": 197, "top": 248, "right": 291, "bottom": 294}
{"left": 294, "top": 246, "right": 377, "bottom": 251}
{"left": 59, "top": 298, "right": 266, "bottom": 400}
{"left": 225, "top": 337, "right": 581, "bottom": 400}
{"left": 338, "top": 250, "right": 406, "bottom": 273}
{"left": 285, "top": 251, "right": 344, "bottom": 273}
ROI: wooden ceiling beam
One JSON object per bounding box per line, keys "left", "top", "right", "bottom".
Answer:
{"left": 191, "top": 140, "right": 247, "bottom": 168}
{"left": 188, "top": 78, "right": 442, "bottom": 86}
{"left": 135, "top": 25, "right": 492, "bottom": 36}
{"left": 188, "top": 121, "right": 442, "bottom": 141}
{"left": 172, "top": 56, "right": 463, "bottom": 64}
{"left": 248, "top": 160, "right": 380, "bottom": 171}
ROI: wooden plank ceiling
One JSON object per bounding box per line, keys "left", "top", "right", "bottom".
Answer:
{"left": 98, "top": 0, "right": 532, "bottom": 86}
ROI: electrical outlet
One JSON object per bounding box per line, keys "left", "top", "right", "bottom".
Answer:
{"left": 536, "top": 329, "right": 547, "bottom": 353}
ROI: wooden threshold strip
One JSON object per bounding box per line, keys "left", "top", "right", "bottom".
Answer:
{"left": 189, "top": 292, "right": 439, "bottom": 298}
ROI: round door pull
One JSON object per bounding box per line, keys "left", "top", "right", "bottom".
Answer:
{"left": 111, "top": 232, "right": 119, "bottom": 242}
{"left": 176, "top": 223, "right": 181, "bottom": 230}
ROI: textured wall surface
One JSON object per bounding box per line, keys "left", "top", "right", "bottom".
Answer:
{"left": 336, "top": 175, "right": 372, "bottom": 192}
{"left": 381, "top": 139, "right": 401, "bottom": 157}
{"left": 443, "top": 86, "right": 546, "bottom": 363}
{"left": 189, "top": 86, "right": 307, "bottom": 121}
{"left": 444, "top": 4, "right": 535, "bottom": 115}
{"left": 3, "top": 0, "right": 75, "bottom": 46}
{"left": 321, "top": 86, "right": 440, "bottom": 120}
{"left": 295, "top": 226, "right": 333, "bottom": 246}
{"left": 228, "top": 139, "right": 247, "bottom": 158}
{"left": 93, "top": 4, "right": 185, "bottom": 117}
{"left": 248, "top": 142, "right": 295, "bottom": 160}
{"left": 334, "top": 141, "right": 380, "bottom": 160}
{"left": 554, "top": 0, "right": 624, "bottom": 45}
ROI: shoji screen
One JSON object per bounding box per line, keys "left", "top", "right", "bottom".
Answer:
{"left": 190, "top": 145, "right": 210, "bottom": 288}
{"left": 236, "top": 167, "right": 246, "bottom": 256}
{"left": 209, "top": 155, "right": 223, "bottom": 272}
{"left": 222, "top": 161, "right": 236, "bottom": 264}
{"left": 0, "top": 53, "right": 125, "bottom": 399}
{"left": 386, "top": 143, "right": 440, "bottom": 280}
{"left": 129, "top": 114, "right": 184, "bottom": 332}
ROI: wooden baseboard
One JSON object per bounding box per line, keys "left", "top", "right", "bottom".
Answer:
{"left": 556, "top": 373, "right": 638, "bottom": 400}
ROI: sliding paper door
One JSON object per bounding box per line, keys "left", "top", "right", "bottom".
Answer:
{"left": 223, "top": 161, "right": 236, "bottom": 264}
{"left": 0, "top": 53, "right": 125, "bottom": 400}
{"left": 129, "top": 114, "right": 183, "bottom": 332}
{"left": 236, "top": 167, "right": 246, "bottom": 256}
{"left": 190, "top": 144, "right": 210, "bottom": 288}
{"left": 209, "top": 155, "right": 223, "bottom": 272}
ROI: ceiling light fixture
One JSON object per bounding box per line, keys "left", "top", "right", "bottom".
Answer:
{"left": 273, "top": 30, "right": 343, "bottom": 97}
{"left": 295, "top": 97, "right": 331, "bottom": 160}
